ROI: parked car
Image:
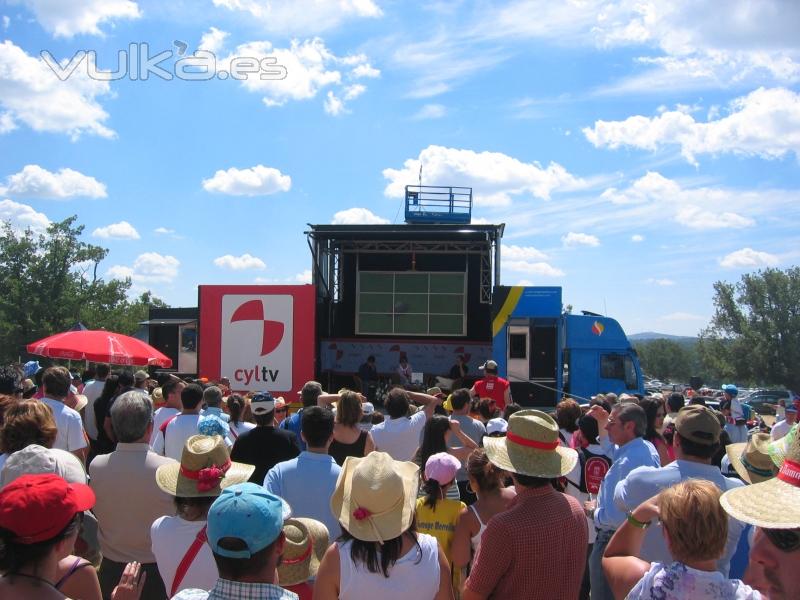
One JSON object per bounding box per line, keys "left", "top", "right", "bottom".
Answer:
{"left": 745, "top": 389, "right": 789, "bottom": 416}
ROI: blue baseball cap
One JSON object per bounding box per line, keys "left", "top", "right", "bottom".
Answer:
{"left": 208, "top": 483, "right": 285, "bottom": 559}
{"left": 721, "top": 384, "right": 738, "bottom": 397}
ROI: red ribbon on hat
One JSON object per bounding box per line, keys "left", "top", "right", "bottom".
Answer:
{"left": 352, "top": 507, "right": 371, "bottom": 520}
{"left": 281, "top": 535, "right": 314, "bottom": 565}
{"left": 506, "top": 431, "right": 560, "bottom": 451}
{"left": 777, "top": 458, "right": 800, "bottom": 488}
{"left": 180, "top": 460, "right": 231, "bottom": 492}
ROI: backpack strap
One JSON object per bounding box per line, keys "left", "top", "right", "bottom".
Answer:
{"left": 170, "top": 524, "right": 207, "bottom": 597}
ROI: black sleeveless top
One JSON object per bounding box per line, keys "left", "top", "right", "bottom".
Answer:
{"left": 328, "top": 429, "right": 368, "bottom": 466}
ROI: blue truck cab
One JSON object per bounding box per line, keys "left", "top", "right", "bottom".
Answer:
{"left": 492, "top": 286, "right": 644, "bottom": 407}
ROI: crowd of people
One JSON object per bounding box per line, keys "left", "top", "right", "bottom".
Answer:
{"left": 0, "top": 361, "right": 798, "bottom": 600}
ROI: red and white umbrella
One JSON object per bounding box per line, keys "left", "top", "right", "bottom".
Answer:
{"left": 27, "top": 329, "right": 172, "bottom": 367}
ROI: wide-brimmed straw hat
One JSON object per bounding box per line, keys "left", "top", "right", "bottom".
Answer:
{"left": 483, "top": 409, "right": 578, "bottom": 478}
{"left": 156, "top": 435, "right": 254, "bottom": 498}
{"left": 277, "top": 518, "right": 329, "bottom": 586}
{"left": 726, "top": 433, "right": 778, "bottom": 484}
{"left": 720, "top": 426, "right": 800, "bottom": 528}
{"left": 330, "top": 452, "right": 419, "bottom": 544}
{"left": 768, "top": 423, "right": 798, "bottom": 467}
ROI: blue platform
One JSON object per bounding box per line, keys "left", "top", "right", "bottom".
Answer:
{"left": 404, "top": 185, "right": 472, "bottom": 224}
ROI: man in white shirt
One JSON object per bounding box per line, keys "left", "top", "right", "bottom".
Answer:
{"left": 370, "top": 388, "right": 440, "bottom": 461}
{"left": 41, "top": 366, "right": 88, "bottom": 463}
{"left": 82, "top": 363, "right": 109, "bottom": 443}
{"left": 771, "top": 404, "right": 797, "bottom": 441}
{"left": 152, "top": 383, "right": 203, "bottom": 460}
{"left": 150, "top": 378, "right": 185, "bottom": 448}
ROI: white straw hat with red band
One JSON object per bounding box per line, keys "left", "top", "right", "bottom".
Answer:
{"left": 483, "top": 409, "right": 577, "bottom": 478}
{"left": 720, "top": 427, "right": 800, "bottom": 529}
{"left": 156, "top": 435, "right": 254, "bottom": 498}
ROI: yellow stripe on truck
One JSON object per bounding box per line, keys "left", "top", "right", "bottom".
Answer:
{"left": 492, "top": 286, "right": 524, "bottom": 337}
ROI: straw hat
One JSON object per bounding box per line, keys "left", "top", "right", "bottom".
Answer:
{"left": 330, "top": 452, "right": 419, "bottom": 544}
{"left": 726, "top": 433, "right": 778, "bottom": 484}
{"left": 483, "top": 409, "right": 578, "bottom": 478}
{"left": 720, "top": 425, "right": 800, "bottom": 528}
{"left": 768, "top": 423, "right": 798, "bottom": 467}
{"left": 156, "top": 435, "right": 254, "bottom": 498}
{"left": 277, "top": 518, "right": 329, "bottom": 586}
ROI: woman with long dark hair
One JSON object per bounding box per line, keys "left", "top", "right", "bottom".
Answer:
{"left": 416, "top": 415, "right": 478, "bottom": 501}
{"left": 226, "top": 394, "right": 255, "bottom": 441}
{"left": 314, "top": 452, "right": 454, "bottom": 600}
{"left": 92, "top": 374, "right": 120, "bottom": 456}
{"left": 452, "top": 448, "right": 516, "bottom": 574}
{"left": 639, "top": 397, "right": 671, "bottom": 466}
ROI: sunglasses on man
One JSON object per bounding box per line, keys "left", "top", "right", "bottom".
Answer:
{"left": 764, "top": 528, "right": 800, "bottom": 553}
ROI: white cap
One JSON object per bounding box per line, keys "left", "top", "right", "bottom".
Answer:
{"left": 486, "top": 417, "right": 508, "bottom": 436}
{"left": 362, "top": 402, "right": 375, "bottom": 416}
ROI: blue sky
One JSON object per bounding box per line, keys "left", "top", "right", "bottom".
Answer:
{"left": 1, "top": 0, "right": 798, "bottom": 336}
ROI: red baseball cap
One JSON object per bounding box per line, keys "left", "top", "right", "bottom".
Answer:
{"left": 0, "top": 473, "right": 95, "bottom": 543}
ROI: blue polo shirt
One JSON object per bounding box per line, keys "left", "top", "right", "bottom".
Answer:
{"left": 264, "top": 451, "right": 341, "bottom": 539}
{"left": 615, "top": 459, "right": 745, "bottom": 575}
{"left": 594, "top": 437, "right": 659, "bottom": 531}
{"left": 280, "top": 409, "right": 305, "bottom": 451}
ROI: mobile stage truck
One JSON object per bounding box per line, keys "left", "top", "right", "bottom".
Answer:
{"left": 155, "top": 186, "right": 643, "bottom": 407}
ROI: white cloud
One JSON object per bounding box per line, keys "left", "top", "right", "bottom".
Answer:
{"left": 154, "top": 227, "right": 174, "bottom": 235}
{"left": 0, "top": 41, "right": 114, "bottom": 139}
{"left": 202, "top": 165, "right": 291, "bottom": 196}
{"left": 412, "top": 104, "right": 446, "bottom": 120}
{"left": 674, "top": 206, "right": 754, "bottom": 229}
{"left": 562, "top": 232, "right": 600, "bottom": 247}
{"left": 294, "top": 269, "right": 312, "bottom": 283}
{"left": 332, "top": 207, "right": 389, "bottom": 225}
{"left": 324, "top": 91, "right": 346, "bottom": 116}
{"left": 213, "top": 253, "right": 266, "bottom": 270}
{"left": 503, "top": 261, "right": 564, "bottom": 278}
{"left": 503, "top": 244, "right": 548, "bottom": 261}
{"left": 584, "top": 87, "right": 800, "bottom": 164}
{"left": 598, "top": 172, "right": 760, "bottom": 231}
{"left": 646, "top": 278, "right": 675, "bottom": 286}
{"left": 0, "top": 165, "right": 107, "bottom": 199}
{"left": 211, "top": 0, "right": 381, "bottom": 34}
{"left": 12, "top": 0, "right": 140, "bottom": 37}
{"left": 719, "top": 248, "right": 780, "bottom": 269}
{"left": 343, "top": 84, "right": 366, "bottom": 100}
{"left": 351, "top": 63, "right": 380, "bottom": 78}
{"left": 383, "top": 145, "right": 581, "bottom": 206}
{"left": 92, "top": 221, "right": 140, "bottom": 240}
{"left": 0, "top": 198, "right": 50, "bottom": 233}
{"left": 218, "top": 38, "right": 373, "bottom": 113}
{"left": 199, "top": 27, "right": 229, "bottom": 54}
{"left": 107, "top": 252, "right": 179, "bottom": 284}
{"left": 631, "top": 234, "right": 644, "bottom": 242}
{"left": 2, "top": 16, "right": 9, "bottom": 30}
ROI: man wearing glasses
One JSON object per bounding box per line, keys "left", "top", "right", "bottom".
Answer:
{"left": 720, "top": 426, "right": 800, "bottom": 599}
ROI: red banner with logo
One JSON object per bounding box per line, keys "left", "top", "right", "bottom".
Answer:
{"left": 198, "top": 285, "right": 315, "bottom": 399}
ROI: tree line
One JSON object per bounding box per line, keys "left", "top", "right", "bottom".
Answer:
{"left": 635, "top": 267, "right": 800, "bottom": 391}
{"left": 0, "top": 216, "right": 167, "bottom": 363}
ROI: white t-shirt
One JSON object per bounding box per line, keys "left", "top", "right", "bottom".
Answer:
{"left": 151, "top": 516, "right": 217, "bottom": 596}
{"left": 771, "top": 418, "right": 794, "bottom": 441}
{"left": 154, "top": 414, "right": 201, "bottom": 460}
{"left": 42, "top": 397, "right": 87, "bottom": 452}
{"left": 150, "top": 407, "right": 180, "bottom": 448}
{"left": 626, "top": 562, "right": 761, "bottom": 599}
{"left": 82, "top": 379, "right": 105, "bottom": 440}
{"left": 338, "top": 532, "right": 439, "bottom": 600}
{"left": 370, "top": 411, "right": 427, "bottom": 461}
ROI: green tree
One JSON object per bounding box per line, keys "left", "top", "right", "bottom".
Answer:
{"left": 635, "top": 339, "right": 692, "bottom": 382}
{"left": 0, "top": 216, "right": 168, "bottom": 362}
{"left": 699, "top": 267, "right": 800, "bottom": 390}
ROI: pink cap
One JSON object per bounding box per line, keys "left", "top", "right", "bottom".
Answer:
{"left": 424, "top": 452, "right": 461, "bottom": 485}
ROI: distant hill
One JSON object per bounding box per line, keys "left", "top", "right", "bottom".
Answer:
{"left": 629, "top": 331, "right": 698, "bottom": 343}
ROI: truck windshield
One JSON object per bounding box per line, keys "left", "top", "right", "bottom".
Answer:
{"left": 601, "top": 353, "right": 639, "bottom": 389}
